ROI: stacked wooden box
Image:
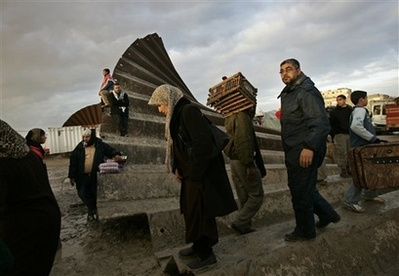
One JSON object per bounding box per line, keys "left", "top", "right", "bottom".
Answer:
{"left": 207, "top": 72, "right": 257, "bottom": 118}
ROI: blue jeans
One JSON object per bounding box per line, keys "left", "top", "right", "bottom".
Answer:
{"left": 344, "top": 183, "right": 378, "bottom": 204}
{"left": 76, "top": 174, "right": 97, "bottom": 211}
{"left": 285, "top": 146, "right": 339, "bottom": 238}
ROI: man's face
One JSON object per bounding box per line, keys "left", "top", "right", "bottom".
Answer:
{"left": 360, "top": 96, "right": 368, "bottom": 106}
{"left": 82, "top": 135, "right": 91, "bottom": 144}
{"left": 336, "top": 97, "right": 346, "bottom": 107}
{"left": 114, "top": 85, "right": 121, "bottom": 93}
{"left": 280, "top": 63, "right": 301, "bottom": 85}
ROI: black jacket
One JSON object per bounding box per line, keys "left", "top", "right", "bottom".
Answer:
{"left": 329, "top": 105, "right": 353, "bottom": 137}
{"left": 68, "top": 137, "right": 121, "bottom": 183}
{"left": 108, "top": 91, "right": 129, "bottom": 116}
{"left": 278, "top": 72, "right": 330, "bottom": 153}
{"left": 170, "top": 97, "right": 237, "bottom": 217}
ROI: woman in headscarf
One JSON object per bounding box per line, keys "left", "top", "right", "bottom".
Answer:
{"left": 0, "top": 120, "right": 61, "bottom": 276}
{"left": 148, "top": 84, "right": 237, "bottom": 270}
{"left": 25, "top": 128, "right": 49, "bottom": 166}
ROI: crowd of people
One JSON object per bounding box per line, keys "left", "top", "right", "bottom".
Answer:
{"left": 0, "top": 59, "right": 390, "bottom": 274}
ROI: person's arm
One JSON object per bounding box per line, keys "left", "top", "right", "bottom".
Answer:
{"left": 124, "top": 93, "right": 130, "bottom": 108}
{"left": 68, "top": 147, "right": 79, "bottom": 186}
{"left": 102, "top": 142, "right": 122, "bottom": 160}
{"left": 233, "top": 112, "right": 256, "bottom": 167}
{"left": 102, "top": 79, "right": 114, "bottom": 91}
{"left": 182, "top": 105, "right": 214, "bottom": 181}
{"left": 299, "top": 88, "right": 331, "bottom": 152}
{"left": 350, "top": 108, "right": 376, "bottom": 142}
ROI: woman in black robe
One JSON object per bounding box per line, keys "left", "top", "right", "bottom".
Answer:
{"left": 0, "top": 120, "right": 61, "bottom": 276}
{"left": 148, "top": 84, "right": 237, "bottom": 270}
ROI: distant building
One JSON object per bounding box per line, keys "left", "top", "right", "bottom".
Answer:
{"left": 321, "top": 88, "right": 352, "bottom": 107}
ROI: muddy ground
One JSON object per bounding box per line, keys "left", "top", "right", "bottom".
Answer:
{"left": 48, "top": 155, "right": 171, "bottom": 276}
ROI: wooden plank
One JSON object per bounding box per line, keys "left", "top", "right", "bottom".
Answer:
{"left": 213, "top": 92, "right": 244, "bottom": 108}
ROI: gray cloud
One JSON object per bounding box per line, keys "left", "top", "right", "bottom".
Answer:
{"left": 1, "top": 1, "right": 398, "bottom": 133}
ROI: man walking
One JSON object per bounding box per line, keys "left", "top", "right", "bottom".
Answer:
{"left": 278, "top": 58, "right": 340, "bottom": 241}
{"left": 329, "top": 94, "right": 352, "bottom": 177}
{"left": 224, "top": 108, "right": 266, "bottom": 235}
{"left": 344, "top": 90, "right": 386, "bottom": 213}
{"left": 68, "top": 129, "right": 122, "bottom": 221}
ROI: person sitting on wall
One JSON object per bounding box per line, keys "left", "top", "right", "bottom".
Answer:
{"left": 98, "top": 68, "right": 115, "bottom": 108}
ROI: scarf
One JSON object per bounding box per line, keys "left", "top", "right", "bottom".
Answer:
{"left": 0, "top": 120, "right": 30, "bottom": 159}
{"left": 100, "top": 73, "right": 114, "bottom": 90}
{"left": 112, "top": 91, "right": 126, "bottom": 100}
{"left": 148, "top": 84, "right": 184, "bottom": 173}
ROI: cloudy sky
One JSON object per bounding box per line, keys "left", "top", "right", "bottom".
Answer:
{"left": 1, "top": 0, "right": 398, "bottom": 133}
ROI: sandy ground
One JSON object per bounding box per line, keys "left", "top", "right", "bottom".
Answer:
{"left": 48, "top": 155, "right": 171, "bottom": 276}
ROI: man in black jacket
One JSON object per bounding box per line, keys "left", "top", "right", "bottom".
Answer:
{"left": 329, "top": 94, "right": 352, "bottom": 177}
{"left": 278, "top": 58, "right": 340, "bottom": 242}
{"left": 68, "top": 129, "right": 122, "bottom": 221}
{"left": 108, "top": 82, "right": 130, "bottom": 137}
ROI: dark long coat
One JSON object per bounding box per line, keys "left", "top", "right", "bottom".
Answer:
{"left": 0, "top": 152, "right": 61, "bottom": 275}
{"left": 170, "top": 98, "right": 237, "bottom": 241}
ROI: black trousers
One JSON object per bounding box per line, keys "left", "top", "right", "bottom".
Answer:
{"left": 76, "top": 174, "right": 97, "bottom": 212}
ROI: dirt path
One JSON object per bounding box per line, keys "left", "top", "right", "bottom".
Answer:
{"left": 48, "top": 155, "right": 168, "bottom": 276}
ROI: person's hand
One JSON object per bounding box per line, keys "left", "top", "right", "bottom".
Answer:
{"left": 70, "top": 178, "right": 75, "bottom": 187}
{"left": 299, "top": 148, "right": 314, "bottom": 168}
{"left": 246, "top": 167, "right": 256, "bottom": 181}
{"left": 113, "top": 155, "right": 122, "bottom": 162}
{"left": 174, "top": 169, "right": 183, "bottom": 183}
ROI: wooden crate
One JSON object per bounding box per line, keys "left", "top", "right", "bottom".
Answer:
{"left": 207, "top": 72, "right": 257, "bottom": 117}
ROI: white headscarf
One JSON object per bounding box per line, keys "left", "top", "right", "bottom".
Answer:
{"left": 148, "top": 84, "right": 184, "bottom": 173}
{"left": 82, "top": 129, "right": 92, "bottom": 137}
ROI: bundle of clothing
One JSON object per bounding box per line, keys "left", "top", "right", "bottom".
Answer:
{"left": 98, "top": 157, "right": 127, "bottom": 173}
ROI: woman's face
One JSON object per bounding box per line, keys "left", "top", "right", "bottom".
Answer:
{"left": 157, "top": 104, "right": 169, "bottom": 116}
{"left": 40, "top": 134, "right": 47, "bottom": 144}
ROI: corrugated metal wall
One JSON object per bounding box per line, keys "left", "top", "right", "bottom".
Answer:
{"left": 45, "top": 125, "right": 100, "bottom": 154}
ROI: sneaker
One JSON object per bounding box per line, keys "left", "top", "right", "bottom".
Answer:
{"left": 178, "top": 247, "right": 197, "bottom": 259}
{"left": 365, "top": 196, "right": 385, "bottom": 204}
{"left": 284, "top": 231, "right": 315, "bottom": 242}
{"left": 344, "top": 202, "right": 365, "bottom": 213}
{"left": 315, "top": 214, "right": 341, "bottom": 228}
{"left": 187, "top": 253, "right": 217, "bottom": 269}
{"left": 88, "top": 209, "right": 99, "bottom": 221}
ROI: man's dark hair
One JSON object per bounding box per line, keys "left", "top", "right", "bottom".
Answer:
{"left": 103, "top": 68, "right": 110, "bottom": 74}
{"left": 114, "top": 82, "right": 120, "bottom": 86}
{"left": 280, "top": 58, "right": 300, "bottom": 69}
{"left": 350, "top": 90, "right": 367, "bottom": 105}
{"left": 336, "top": 94, "right": 346, "bottom": 100}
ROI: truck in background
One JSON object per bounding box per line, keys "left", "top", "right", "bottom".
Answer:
{"left": 367, "top": 94, "right": 399, "bottom": 134}
{"left": 385, "top": 97, "right": 399, "bottom": 133}
{"left": 322, "top": 92, "right": 399, "bottom": 134}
